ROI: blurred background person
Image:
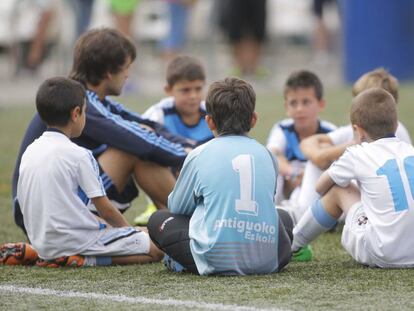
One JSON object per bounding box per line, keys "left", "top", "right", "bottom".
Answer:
{"left": 217, "top": 0, "right": 267, "bottom": 77}
{"left": 11, "top": 0, "right": 63, "bottom": 76}
{"left": 70, "top": 0, "right": 95, "bottom": 39}
{"left": 160, "top": 0, "right": 197, "bottom": 62}
{"left": 110, "top": 0, "right": 140, "bottom": 38}
{"left": 311, "top": 0, "right": 337, "bottom": 65}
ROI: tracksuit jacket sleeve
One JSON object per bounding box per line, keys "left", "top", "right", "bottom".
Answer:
{"left": 107, "top": 99, "right": 195, "bottom": 148}
{"left": 83, "top": 93, "right": 188, "bottom": 167}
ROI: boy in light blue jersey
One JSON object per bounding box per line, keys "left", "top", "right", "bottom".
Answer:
{"left": 148, "top": 77, "right": 293, "bottom": 275}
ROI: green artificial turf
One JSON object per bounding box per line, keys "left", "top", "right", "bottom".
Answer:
{"left": 1, "top": 86, "right": 414, "bottom": 310}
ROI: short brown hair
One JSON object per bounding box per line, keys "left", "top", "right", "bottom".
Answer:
{"left": 69, "top": 28, "right": 136, "bottom": 86}
{"left": 166, "top": 55, "right": 205, "bottom": 86}
{"left": 284, "top": 70, "right": 323, "bottom": 100}
{"left": 350, "top": 88, "right": 397, "bottom": 140}
{"left": 36, "top": 77, "right": 86, "bottom": 127}
{"left": 206, "top": 77, "right": 255, "bottom": 135}
{"left": 352, "top": 68, "right": 399, "bottom": 103}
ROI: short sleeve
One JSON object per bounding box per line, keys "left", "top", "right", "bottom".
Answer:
{"left": 266, "top": 124, "right": 286, "bottom": 152}
{"left": 328, "top": 125, "right": 353, "bottom": 146}
{"left": 327, "top": 148, "right": 356, "bottom": 187}
{"left": 142, "top": 105, "right": 165, "bottom": 124}
{"left": 168, "top": 150, "right": 200, "bottom": 216}
{"left": 396, "top": 122, "right": 412, "bottom": 144}
{"left": 77, "top": 151, "right": 106, "bottom": 198}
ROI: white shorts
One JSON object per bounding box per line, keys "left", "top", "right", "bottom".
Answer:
{"left": 81, "top": 227, "right": 150, "bottom": 257}
{"left": 341, "top": 202, "right": 375, "bottom": 266}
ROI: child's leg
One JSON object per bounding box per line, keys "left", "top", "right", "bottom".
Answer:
{"left": 108, "top": 240, "right": 164, "bottom": 265}
{"left": 296, "top": 161, "right": 323, "bottom": 218}
{"left": 274, "top": 174, "right": 285, "bottom": 204}
{"left": 276, "top": 209, "right": 294, "bottom": 269}
{"left": 35, "top": 231, "right": 163, "bottom": 268}
{"left": 133, "top": 159, "right": 175, "bottom": 209}
{"left": 292, "top": 183, "right": 360, "bottom": 251}
{"left": 147, "top": 210, "right": 198, "bottom": 273}
{"left": 79, "top": 227, "right": 163, "bottom": 266}
{"left": 97, "top": 147, "right": 175, "bottom": 208}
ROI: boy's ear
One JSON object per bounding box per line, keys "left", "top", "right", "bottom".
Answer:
{"left": 71, "top": 106, "right": 82, "bottom": 122}
{"left": 164, "top": 84, "right": 172, "bottom": 95}
{"left": 250, "top": 111, "right": 258, "bottom": 129}
{"left": 352, "top": 124, "right": 369, "bottom": 143}
{"left": 318, "top": 99, "right": 326, "bottom": 110}
{"left": 205, "top": 115, "right": 216, "bottom": 132}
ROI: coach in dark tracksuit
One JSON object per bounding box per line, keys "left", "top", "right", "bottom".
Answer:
{"left": 12, "top": 28, "right": 193, "bottom": 235}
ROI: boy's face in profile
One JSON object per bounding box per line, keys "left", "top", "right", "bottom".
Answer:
{"left": 166, "top": 79, "right": 205, "bottom": 117}
{"left": 106, "top": 57, "right": 132, "bottom": 96}
{"left": 284, "top": 87, "right": 325, "bottom": 133}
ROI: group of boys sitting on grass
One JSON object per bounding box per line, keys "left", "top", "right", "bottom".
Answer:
{"left": 1, "top": 28, "right": 414, "bottom": 274}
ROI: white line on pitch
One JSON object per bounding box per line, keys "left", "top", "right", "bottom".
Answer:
{"left": 0, "top": 285, "right": 289, "bottom": 311}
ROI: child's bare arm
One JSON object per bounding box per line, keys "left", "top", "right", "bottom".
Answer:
{"left": 268, "top": 146, "right": 292, "bottom": 177}
{"left": 301, "top": 134, "right": 355, "bottom": 170}
{"left": 91, "top": 196, "right": 129, "bottom": 227}
{"left": 315, "top": 171, "right": 336, "bottom": 196}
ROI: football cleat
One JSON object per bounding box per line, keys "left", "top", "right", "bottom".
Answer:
{"left": 36, "top": 255, "right": 85, "bottom": 268}
{"left": 163, "top": 255, "right": 185, "bottom": 273}
{"left": 292, "top": 245, "right": 313, "bottom": 262}
{"left": 133, "top": 203, "right": 157, "bottom": 226}
{"left": 0, "top": 242, "right": 39, "bottom": 265}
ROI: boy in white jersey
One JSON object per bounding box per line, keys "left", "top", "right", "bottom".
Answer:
{"left": 2, "top": 77, "right": 163, "bottom": 267}
{"left": 134, "top": 55, "right": 213, "bottom": 225}
{"left": 292, "top": 88, "right": 414, "bottom": 267}
{"left": 296, "top": 68, "right": 412, "bottom": 221}
{"left": 266, "top": 70, "right": 336, "bottom": 205}
{"left": 147, "top": 77, "right": 293, "bottom": 275}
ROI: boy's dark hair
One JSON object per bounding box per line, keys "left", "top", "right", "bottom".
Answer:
{"left": 350, "top": 87, "right": 397, "bottom": 140}
{"left": 206, "top": 77, "right": 255, "bottom": 135}
{"left": 36, "top": 77, "right": 86, "bottom": 127}
{"left": 166, "top": 55, "right": 205, "bottom": 86}
{"left": 69, "top": 28, "right": 136, "bottom": 86}
{"left": 284, "top": 70, "right": 323, "bottom": 100}
{"left": 352, "top": 67, "right": 399, "bottom": 103}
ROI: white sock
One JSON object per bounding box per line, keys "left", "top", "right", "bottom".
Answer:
{"left": 292, "top": 199, "right": 337, "bottom": 251}
{"left": 83, "top": 256, "right": 96, "bottom": 267}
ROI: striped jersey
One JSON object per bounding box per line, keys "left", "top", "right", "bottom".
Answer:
{"left": 142, "top": 97, "right": 213, "bottom": 144}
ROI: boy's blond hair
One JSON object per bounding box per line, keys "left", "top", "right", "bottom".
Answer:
{"left": 351, "top": 88, "right": 397, "bottom": 140}
{"left": 352, "top": 68, "right": 399, "bottom": 103}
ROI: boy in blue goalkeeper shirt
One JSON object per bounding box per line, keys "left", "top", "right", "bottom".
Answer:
{"left": 148, "top": 77, "right": 293, "bottom": 275}
{"left": 134, "top": 55, "right": 214, "bottom": 225}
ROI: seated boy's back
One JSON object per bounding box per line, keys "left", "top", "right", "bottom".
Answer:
{"left": 329, "top": 134, "right": 414, "bottom": 266}
{"left": 148, "top": 77, "right": 292, "bottom": 275}
{"left": 17, "top": 77, "right": 163, "bottom": 266}
{"left": 170, "top": 135, "right": 280, "bottom": 274}
{"left": 293, "top": 88, "right": 414, "bottom": 267}
{"left": 19, "top": 128, "right": 105, "bottom": 259}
